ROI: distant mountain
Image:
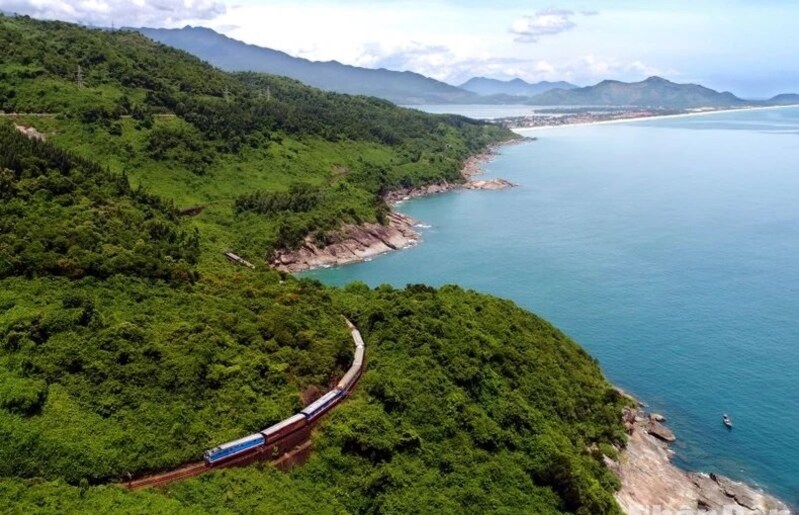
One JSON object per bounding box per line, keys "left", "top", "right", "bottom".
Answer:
{"left": 135, "top": 26, "right": 480, "bottom": 105}
{"left": 767, "top": 93, "right": 799, "bottom": 105}
{"left": 528, "top": 76, "right": 746, "bottom": 108}
{"left": 460, "top": 77, "right": 577, "bottom": 97}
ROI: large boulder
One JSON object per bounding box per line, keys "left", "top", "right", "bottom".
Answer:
{"left": 647, "top": 421, "right": 676, "bottom": 442}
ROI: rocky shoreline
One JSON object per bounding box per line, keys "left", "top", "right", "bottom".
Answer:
{"left": 611, "top": 398, "right": 791, "bottom": 514}
{"left": 267, "top": 139, "right": 793, "bottom": 513}
{"left": 382, "top": 140, "right": 523, "bottom": 204}
{"left": 271, "top": 140, "right": 523, "bottom": 273}
{"left": 271, "top": 211, "right": 421, "bottom": 273}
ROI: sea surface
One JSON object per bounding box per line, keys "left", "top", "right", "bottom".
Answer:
{"left": 305, "top": 106, "right": 799, "bottom": 505}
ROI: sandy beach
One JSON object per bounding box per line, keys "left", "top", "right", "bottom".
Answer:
{"left": 513, "top": 104, "right": 799, "bottom": 134}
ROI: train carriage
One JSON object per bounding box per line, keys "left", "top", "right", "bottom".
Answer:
{"left": 202, "top": 323, "right": 363, "bottom": 470}
{"left": 352, "top": 331, "right": 365, "bottom": 348}
{"left": 301, "top": 389, "right": 342, "bottom": 421}
{"left": 352, "top": 345, "right": 364, "bottom": 369}
{"left": 336, "top": 364, "right": 361, "bottom": 392}
{"left": 262, "top": 413, "right": 306, "bottom": 442}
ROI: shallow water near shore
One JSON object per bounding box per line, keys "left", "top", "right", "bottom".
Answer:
{"left": 304, "top": 106, "right": 799, "bottom": 506}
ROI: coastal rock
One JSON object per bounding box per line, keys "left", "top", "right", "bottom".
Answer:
{"left": 465, "top": 178, "right": 516, "bottom": 190}
{"left": 382, "top": 140, "right": 523, "bottom": 204}
{"left": 272, "top": 140, "right": 521, "bottom": 273}
{"left": 382, "top": 181, "right": 457, "bottom": 203}
{"left": 382, "top": 176, "right": 516, "bottom": 203}
{"left": 650, "top": 413, "right": 666, "bottom": 422}
{"left": 613, "top": 411, "right": 791, "bottom": 514}
{"left": 271, "top": 212, "right": 420, "bottom": 273}
{"left": 646, "top": 421, "right": 676, "bottom": 442}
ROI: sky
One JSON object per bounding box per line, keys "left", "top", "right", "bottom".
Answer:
{"left": 1, "top": 0, "right": 797, "bottom": 97}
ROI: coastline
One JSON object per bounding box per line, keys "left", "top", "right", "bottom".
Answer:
{"left": 613, "top": 396, "right": 792, "bottom": 514}
{"left": 383, "top": 139, "right": 524, "bottom": 204}
{"left": 277, "top": 116, "right": 796, "bottom": 512}
{"left": 277, "top": 103, "right": 799, "bottom": 274}
{"left": 513, "top": 104, "right": 799, "bottom": 134}
{"left": 272, "top": 139, "right": 522, "bottom": 273}
{"left": 271, "top": 211, "right": 422, "bottom": 273}
{"left": 276, "top": 120, "right": 794, "bottom": 515}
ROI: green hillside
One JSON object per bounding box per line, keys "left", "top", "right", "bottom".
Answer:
{"left": 0, "top": 14, "right": 511, "bottom": 273}
{"left": 0, "top": 14, "right": 628, "bottom": 514}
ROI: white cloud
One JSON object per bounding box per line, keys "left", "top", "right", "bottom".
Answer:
{"left": 361, "top": 42, "right": 454, "bottom": 74}
{"left": 546, "top": 54, "right": 675, "bottom": 85}
{"left": 510, "top": 7, "right": 576, "bottom": 43}
{"left": 0, "top": 1, "right": 680, "bottom": 89}
{"left": 0, "top": 0, "right": 226, "bottom": 26}
{"left": 627, "top": 60, "right": 665, "bottom": 77}
{"left": 295, "top": 37, "right": 670, "bottom": 88}
{"left": 432, "top": 53, "right": 671, "bottom": 87}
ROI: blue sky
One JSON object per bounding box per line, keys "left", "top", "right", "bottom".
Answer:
{"left": 1, "top": 0, "right": 797, "bottom": 97}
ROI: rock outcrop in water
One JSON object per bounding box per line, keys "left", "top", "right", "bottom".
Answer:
{"left": 612, "top": 403, "right": 791, "bottom": 514}
{"left": 271, "top": 212, "right": 420, "bottom": 273}
{"left": 646, "top": 420, "right": 676, "bottom": 442}
{"left": 272, "top": 141, "right": 522, "bottom": 273}
{"left": 382, "top": 177, "right": 516, "bottom": 203}
{"left": 383, "top": 142, "right": 520, "bottom": 203}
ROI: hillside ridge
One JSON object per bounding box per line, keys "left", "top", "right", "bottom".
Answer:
{"left": 528, "top": 75, "right": 746, "bottom": 108}
{"left": 134, "top": 25, "right": 481, "bottom": 105}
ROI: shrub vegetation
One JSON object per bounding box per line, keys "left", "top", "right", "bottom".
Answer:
{"left": 0, "top": 14, "right": 627, "bottom": 514}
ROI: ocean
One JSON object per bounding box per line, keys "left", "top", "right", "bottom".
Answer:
{"left": 304, "top": 106, "right": 799, "bottom": 505}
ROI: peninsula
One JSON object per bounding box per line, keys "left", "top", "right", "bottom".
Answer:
{"left": 0, "top": 13, "right": 793, "bottom": 515}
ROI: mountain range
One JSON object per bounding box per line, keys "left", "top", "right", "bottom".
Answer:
{"left": 767, "top": 93, "right": 799, "bottom": 105}
{"left": 460, "top": 77, "right": 577, "bottom": 97}
{"left": 136, "top": 26, "right": 481, "bottom": 105}
{"left": 136, "top": 26, "right": 797, "bottom": 110}
{"left": 527, "top": 76, "right": 747, "bottom": 108}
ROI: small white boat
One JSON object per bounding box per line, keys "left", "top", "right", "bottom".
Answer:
{"left": 722, "top": 414, "right": 733, "bottom": 428}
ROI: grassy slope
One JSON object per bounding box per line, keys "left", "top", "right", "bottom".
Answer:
{"left": 0, "top": 14, "right": 513, "bottom": 274}
{"left": 0, "top": 14, "right": 627, "bottom": 514}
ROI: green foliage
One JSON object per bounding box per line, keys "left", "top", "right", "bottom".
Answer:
{"left": 235, "top": 183, "right": 326, "bottom": 216}
{"left": 313, "top": 284, "right": 627, "bottom": 514}
{"left": 0, "top": 15, "right": 515, "bottom": 260}
{"left": 0, "top": 13, "right": 626, "bottom": 514}
{"left": 145, "top": 124, "right": 214, "bottom": 175}
{"left": 0, "top": 277, "right": 626, "bottom": 513}
{"left": 0, "top": 123, "right": 199, "bottom": 283}
{"left": 0, "top": 275, "right": 353, "bottom": 483}
{"left": 0, "top": 372, "right": 47, "bottom": 416}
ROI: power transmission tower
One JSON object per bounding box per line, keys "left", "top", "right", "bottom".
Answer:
{"left": 76, "top": 65, "right": 84, "bottom": 88}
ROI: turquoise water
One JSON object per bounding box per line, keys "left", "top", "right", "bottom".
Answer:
{"left": 305, "top": 107, "right": 799, "bottom": 505}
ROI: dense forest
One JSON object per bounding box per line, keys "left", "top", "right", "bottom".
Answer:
{"left": 0, "top": 14, "right": 512, "bottom": 265}
{"left": 0, "top": 14, "right": 629, "bottom": 514}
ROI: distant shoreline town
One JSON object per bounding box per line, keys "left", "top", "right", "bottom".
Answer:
{"left": 495, "top": 104, "right": 799, "bottom": 130}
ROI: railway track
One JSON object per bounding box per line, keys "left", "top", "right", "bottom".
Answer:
{"left": 127, "top": 462, "right": 207, "bottom": 490}
{"left": 124, "top": 319, "right": 365, "bottom": 490}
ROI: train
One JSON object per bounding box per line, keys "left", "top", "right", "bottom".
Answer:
{"left": 203, "top": 325, "right": 365, "bottom": 466}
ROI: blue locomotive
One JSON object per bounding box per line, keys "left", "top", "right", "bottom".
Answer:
{"left": 203, "top": 433, "right": 265, "bottom": 465}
